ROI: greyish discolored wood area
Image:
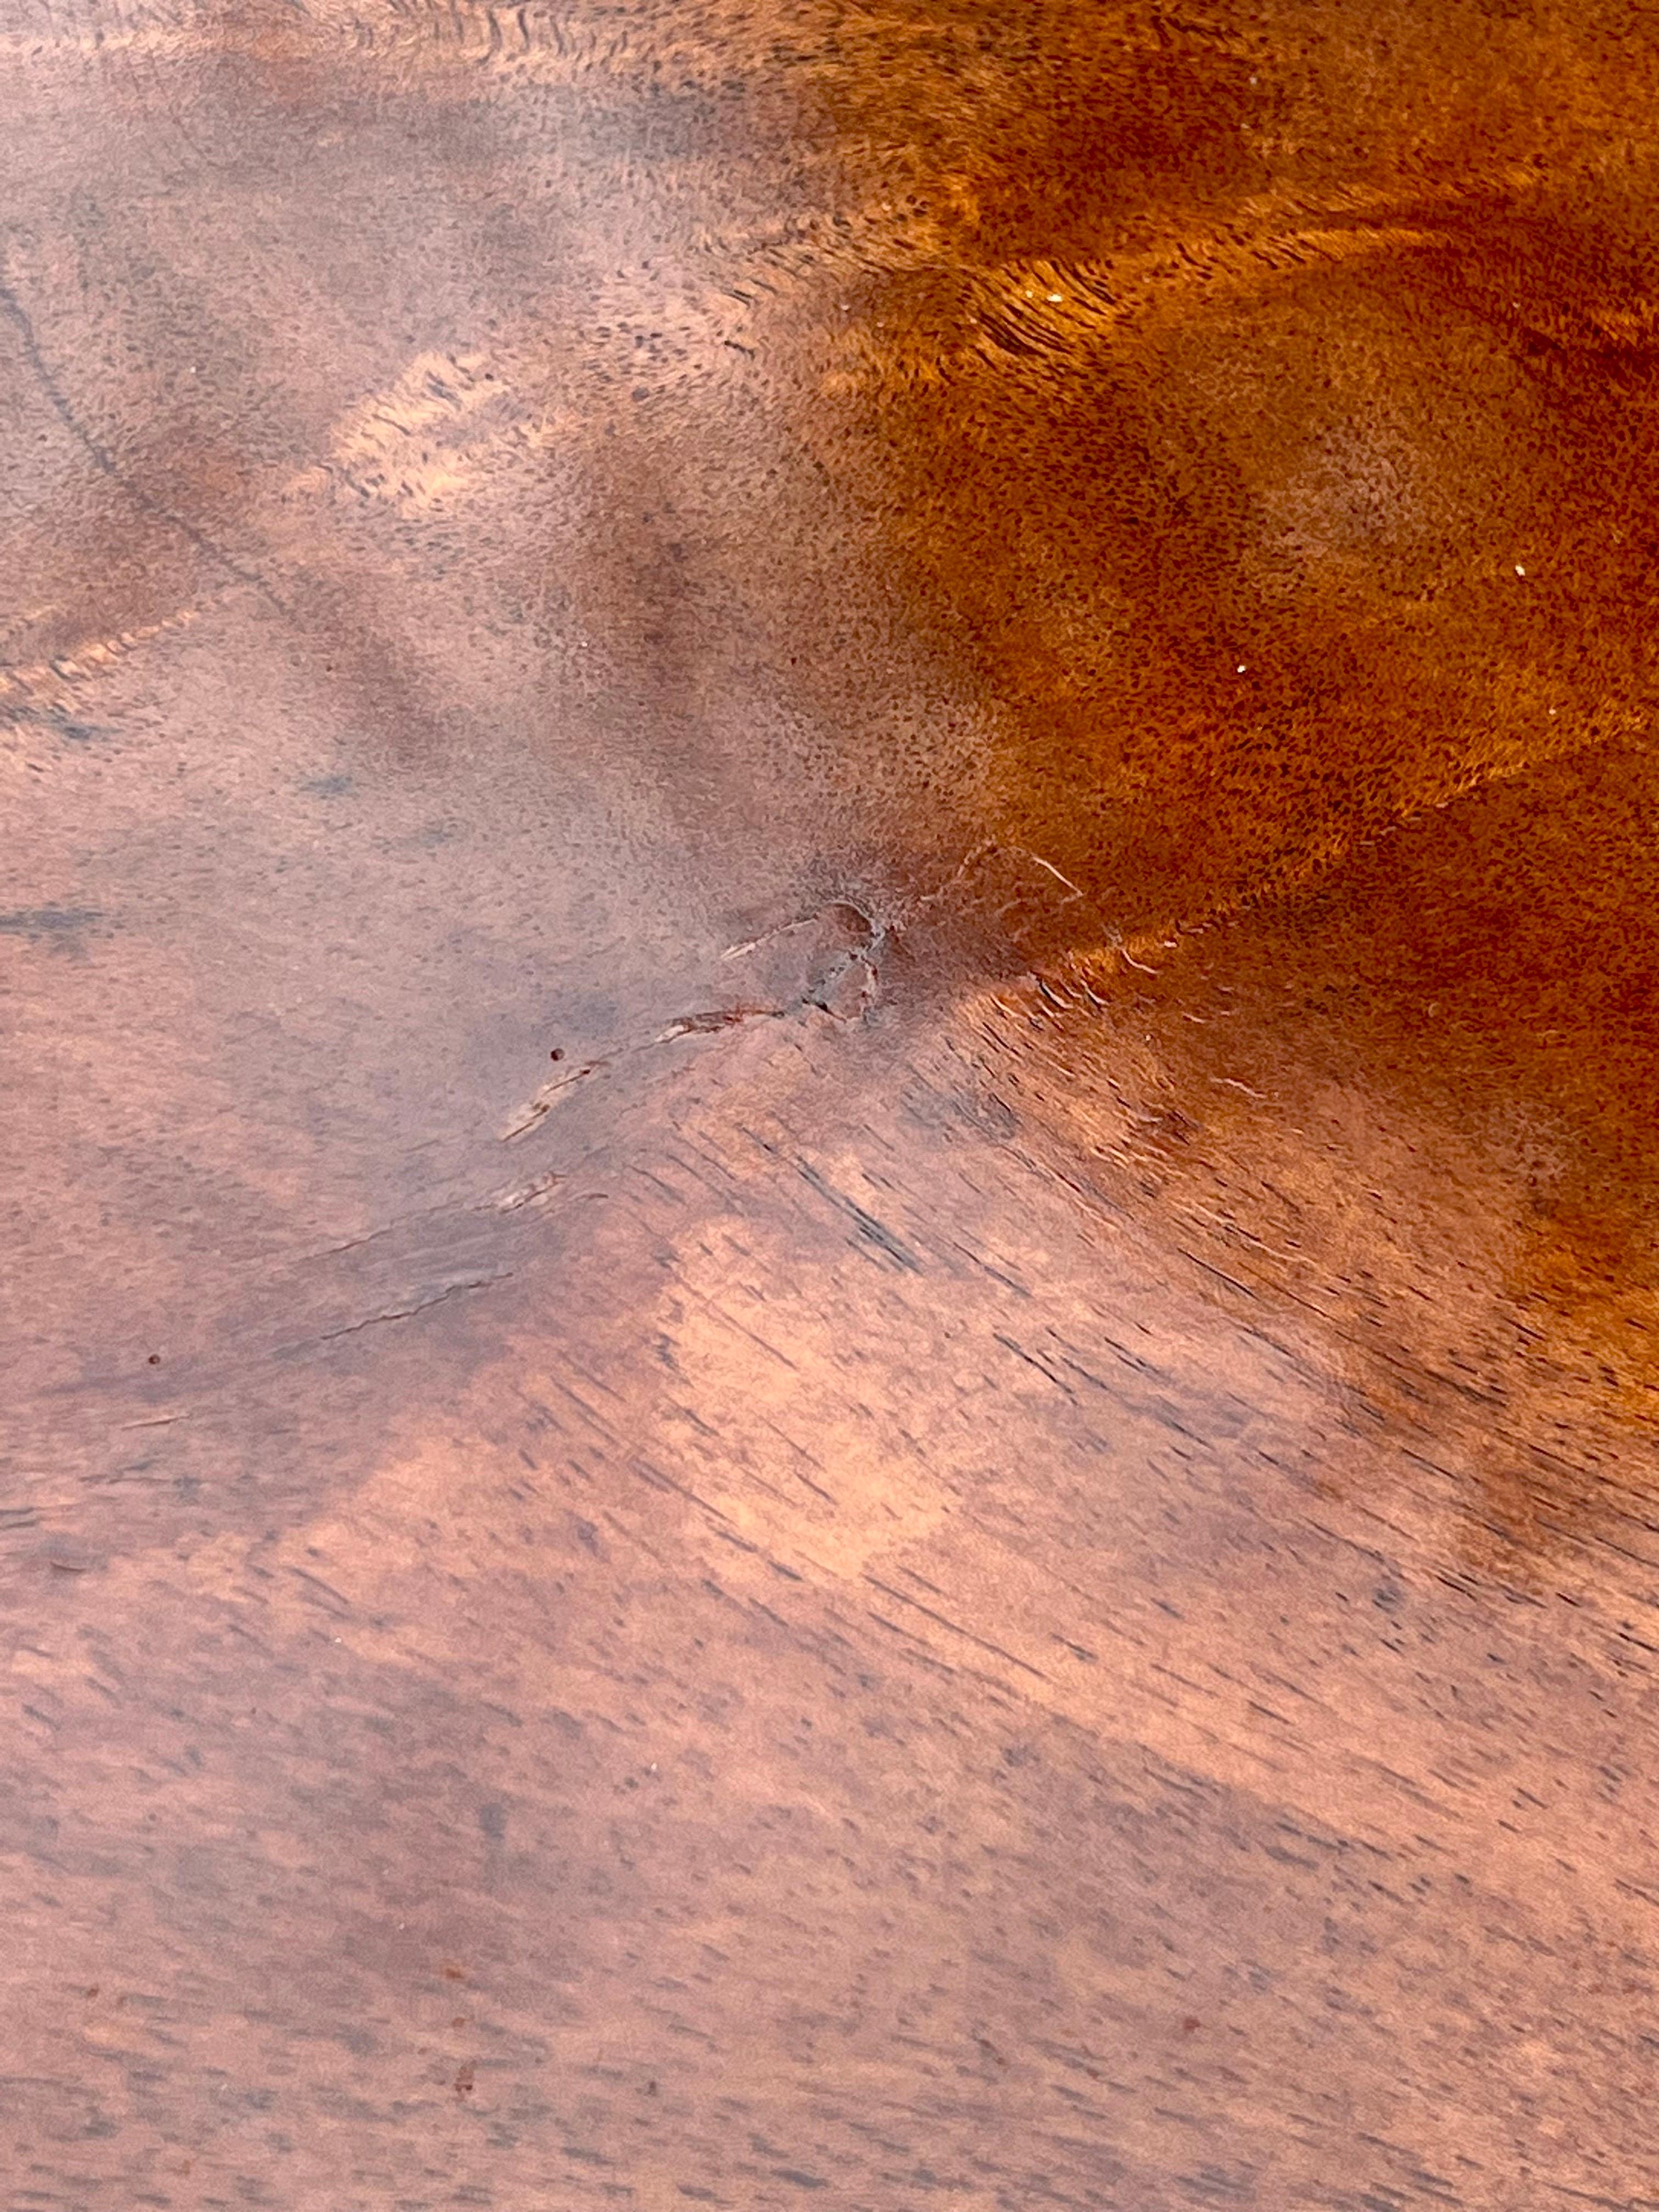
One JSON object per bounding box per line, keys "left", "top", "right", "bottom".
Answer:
{"left": 7, "top": 1, "right": 1659, "bottom": 2205}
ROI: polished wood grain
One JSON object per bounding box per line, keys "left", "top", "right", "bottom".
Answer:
{"left": 8, "top": 2, "right": 1659, "bottom": 2204}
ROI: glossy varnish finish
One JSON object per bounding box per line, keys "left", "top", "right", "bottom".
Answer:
{"left": 8, "top": 2, "right": 1659, "bottom": 2204}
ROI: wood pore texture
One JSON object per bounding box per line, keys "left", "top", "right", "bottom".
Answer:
{"left": 7, "top": 2, "right": 1659, "bottom": 2205}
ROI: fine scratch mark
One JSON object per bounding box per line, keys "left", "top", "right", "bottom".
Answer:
{"left": 501, "top": 1061, "right": 606, "bottom": 1140}
{"left": 656, "top": 1003, "right": 780, "bottom": 1041}
{"left": 492, "top": 1169, "right": 565, "bottom": 1211}
{"left": 900, "top": 839, "right": 1167, "bottom": 975}
{"left": 501, "top": 905, "right": 881, "bottom": 1141}
{"left": 307, "top": 1273, "right": 509, "bottom": 1347}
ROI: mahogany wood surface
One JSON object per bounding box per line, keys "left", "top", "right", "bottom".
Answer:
{"left": 8, "top": 2, "right": 1659, "bottom": 2204}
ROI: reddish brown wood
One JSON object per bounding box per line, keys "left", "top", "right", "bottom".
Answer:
{"left": 7, "top": 2, "right": 1659, "bottom": 2204}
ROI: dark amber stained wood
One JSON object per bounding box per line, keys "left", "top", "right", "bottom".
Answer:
{"left": 7, "top": 1, "right": 1659, "bottom": 2204}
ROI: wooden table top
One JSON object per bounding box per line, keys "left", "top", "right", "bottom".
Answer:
{"left": 8, "top": 2, "right": 1659, "bottom": 2203}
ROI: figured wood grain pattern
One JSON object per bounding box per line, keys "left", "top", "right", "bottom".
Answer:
{"left": 7, "top": 2, "right": 1659, "bottom": 2206}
